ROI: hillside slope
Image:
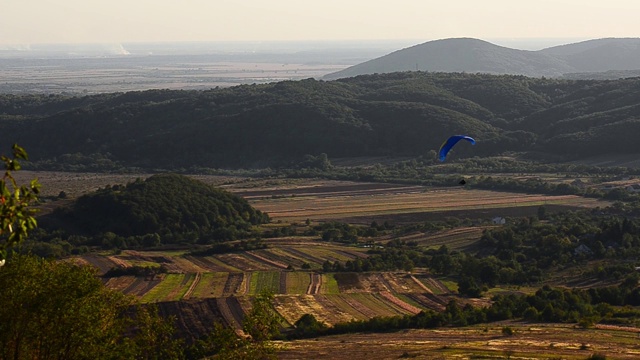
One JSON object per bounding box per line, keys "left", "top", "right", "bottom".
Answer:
{"left": 323, "top": 37, "right": 640, "bottom": 80}
{"left": 4, "top": 73, "right": 640, "bottom": 169}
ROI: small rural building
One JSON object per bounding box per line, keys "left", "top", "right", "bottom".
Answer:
{"left": 492, "top": 216, "right": 506, "bottom": 225}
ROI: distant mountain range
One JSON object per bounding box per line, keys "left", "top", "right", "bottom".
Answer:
{"left": 323, "top": 38, "right": 640, "bottom": 80}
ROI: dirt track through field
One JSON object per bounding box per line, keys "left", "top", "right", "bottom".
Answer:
{"left": 307, "top": 273, "right": 322, "bottom": 294}
{"left": 182, "top": 272, "right": 201, "bottom": 299}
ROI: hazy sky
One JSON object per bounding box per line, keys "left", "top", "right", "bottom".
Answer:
{"left": 2, "top": 0, "right": 640, "bottom": 46}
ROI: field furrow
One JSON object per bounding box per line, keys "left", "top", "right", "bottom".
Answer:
{"left": 350, "top": 293, "right": 406, "bottom": 317}
{"left": 81, "top": 254, "right": 121, "bottom": 275}
{"left": 216, "top": 253, "right": 273, "bottom": 271}
{"left": 261, "top": 248, "right": 308, "bottom": 268}
{"left": 245, "top": 251, "right": 290, "bottom": 269}
{"left": 222, "top": 273, "right": 245, "bottom": 296}
{"left": 379, "top": 291, "right": 422, "bottom": 314}
{"left": 104, "top": 276, "right": 137, "bottom": 292}
{"left": 183, "top": 255, "right": 239, "bottom": 272}
{"left": 335, "top": 294, "right": 377, "bottom": 318}
{"left": 216, "top": 297, "right": 245, "bottom": 332}
{"left": 279, "top": 247, "right": 326, "bottom": 265}
{"left": 125, "top": 277, "right": 162, "bottom": 298}
{"left": 413, "top": 275, "right": 451, "bottom": 295}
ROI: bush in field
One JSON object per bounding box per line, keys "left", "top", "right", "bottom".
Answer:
{"left": 293, "top": 314, "right": 328, "bottom": 338}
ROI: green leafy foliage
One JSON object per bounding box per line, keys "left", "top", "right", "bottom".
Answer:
{"left": 0, "top": 254, "right": 183, "bottom": 360}
{"left": 0, "top": 144, "right": 40, "bottom": 260}
{"left": 8, "top": 73, "right": 640, "bottom": 170}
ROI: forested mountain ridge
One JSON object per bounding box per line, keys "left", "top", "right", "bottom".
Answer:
{"left": 323, "top": 37, "right": 640, "bottom": 80}
{"left": 3, "top": 72, "right": 640, "bottom": 170}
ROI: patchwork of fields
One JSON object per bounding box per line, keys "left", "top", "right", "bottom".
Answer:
{"left": 40, "top": 171, "right": 622, "bottom": 350}
{"left": 88, "top": 246, "right": 459, "bottom": 334}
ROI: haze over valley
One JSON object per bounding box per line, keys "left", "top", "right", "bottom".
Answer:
{"left": 3, "top": 1, "right": 640, "bottom": 359}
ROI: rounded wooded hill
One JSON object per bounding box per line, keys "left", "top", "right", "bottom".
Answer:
{"left": 47, "top": 173, "right": 269, "bottom": 243}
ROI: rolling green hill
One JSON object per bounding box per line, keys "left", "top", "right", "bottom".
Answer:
{"left": 39, "top": 174, "right": 269, "bottom": 244}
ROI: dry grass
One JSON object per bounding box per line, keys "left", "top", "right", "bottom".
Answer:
{"left": 277, "top": 323, "right": 640, "bottom": 359}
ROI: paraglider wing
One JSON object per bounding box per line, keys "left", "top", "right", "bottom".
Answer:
{"left": 438, "top": 135, "right": 476, "bottom": 162}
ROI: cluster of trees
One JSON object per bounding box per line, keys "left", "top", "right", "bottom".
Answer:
{"left": 27, "top": 174, "right": 270, "bottom": 255}
{"left": 5, "top": 73, "right": 640, "bottom": 170}
{"left": 318, "top": 209, "right": 640, "bottom": 297}
{"left": 291, "top": 284, "right": 640, "bottom": 340}
{"left": 1, "top": 254, "right": 284, "bottom": 360}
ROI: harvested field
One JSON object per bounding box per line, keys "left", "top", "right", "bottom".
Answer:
{"left": 80, "top": 254, "right": 121, "bottom": 275}
{"left": 379, "top": 291, "right": 422, "bottom": 314}
{"left": 155, "top": 298, "right": 224, "bottom": 342}
{"left": 413, "top": 275, "right": 452, "bottom": 295}
{"left": 183, "top": 255, "right": 240, "bottom": 272}
{"left": 348, "top": 293, "right": 412, "bottom": 317}
{"left": 216, "top": 253, "right": 277, "bottom": 271}
{"left": 273, "top": 295, "right": 347, "bottom": 327}
{"left": 261, "top": 248, "right": 309, "bottom": 269}
{"left": 379, "top": 272, "right": 430, "bottom": 293}
{"left": 277, "top": 323, "right": 640, "bottom": 360}
{"left": 249, "top": 185, "right": 608, "bottom": 224}
{"left": 391, "top": 226, "right": 488, "bottom": 251}
{"left": 122, "top": 276, "right": 162, "bottom": 297}
{"left": 103, "top": 276, "right": 137, "bottom": 293}
{"left": 403, "top": 292, "right": 447, "bottom": 311}
{"left": 245, "top": 250, "right": 290, "bottom": 269}
{"left": 325, "top": 294, "right": 375, "bottom": 319}
{"left": 216, "top": 297, "right": 245, "bottom": 332}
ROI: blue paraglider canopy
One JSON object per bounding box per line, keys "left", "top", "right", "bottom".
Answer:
{"left": 438, "top": 135, "right": 476, "bottom": 162}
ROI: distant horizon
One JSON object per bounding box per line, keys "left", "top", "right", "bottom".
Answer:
{"left": 0, "top": 37, "right": 607, "bottom": 56}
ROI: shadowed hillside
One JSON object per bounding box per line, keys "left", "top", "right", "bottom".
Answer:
{"left": 323, "top": 37, "right": 640, "bottom": 80}
{"left": 4, "top": 72, "right": 640, "bottom": 170}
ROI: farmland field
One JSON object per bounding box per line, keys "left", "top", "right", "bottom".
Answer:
{"left": 19, "top": 172, "right": 609, "bottom": 225}
{"left": 277, "top": 323, "right": 640, "bottom": 359}
{"left": 22, "top": 170, "right": 637, "bottom": 356}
